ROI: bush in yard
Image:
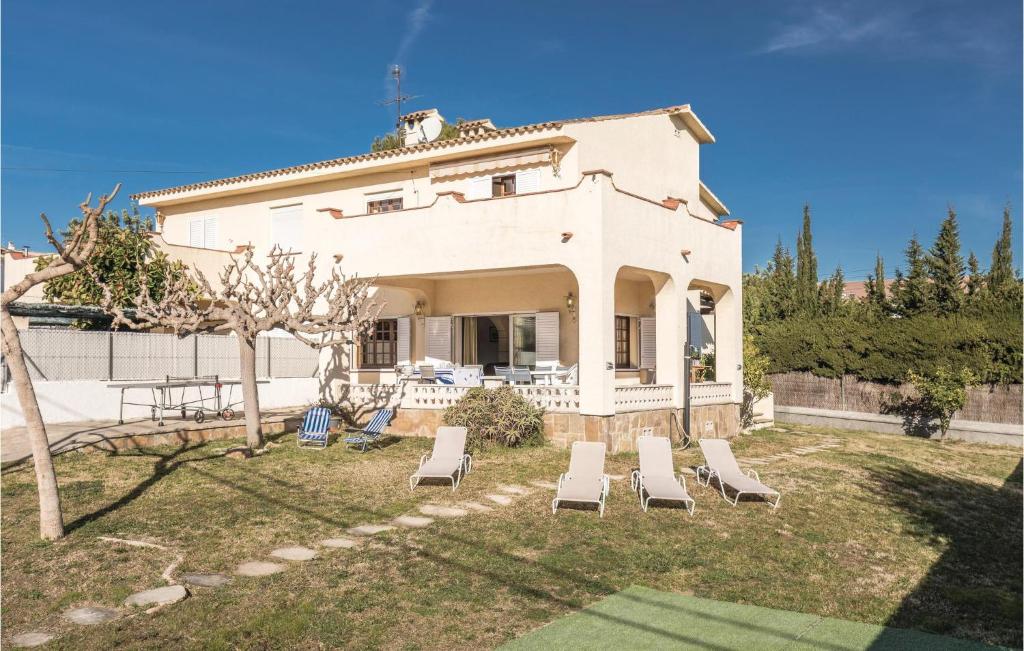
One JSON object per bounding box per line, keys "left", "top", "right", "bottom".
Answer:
{"left": 907, "top": 366, "right": 977, "bottom": 438}
{"left": 443, "top": 386, "right": 545, "bottom": 449}
{"left": 741, "top": 335, "right": 772, "bottom": 429}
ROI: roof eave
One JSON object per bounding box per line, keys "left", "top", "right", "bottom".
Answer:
{"left": 699, "top": 180, "right": 729, "bottom": 216}
{"left": 675, "top": 108, "right": 715, "bottom": 144}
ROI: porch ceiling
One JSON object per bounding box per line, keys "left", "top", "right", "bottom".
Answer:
{"left": 376, "top": 264, "right": 570, "bottom": 283}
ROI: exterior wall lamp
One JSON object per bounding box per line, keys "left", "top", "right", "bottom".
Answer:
{"left": 565, "top": 291, "right": 576, "bottom": 322}
{"left": 414, "top": 300, "right": 425, "bottom": 318}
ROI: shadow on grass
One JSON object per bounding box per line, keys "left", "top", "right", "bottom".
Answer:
{"left": 866, "top": 460, "right": 1022, "bottom": 648}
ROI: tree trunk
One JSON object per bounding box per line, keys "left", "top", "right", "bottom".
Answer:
{"left": 1, "top": 307, "right": 65, "bottom": 540}
{"left": 237, "top": 334, "right": 263, "bottom": 449}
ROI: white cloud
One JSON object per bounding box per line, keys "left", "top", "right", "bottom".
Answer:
{"left": 393, "top": 0, "right": 434, "bottom": 65}
{"left": 758, "top": 5, "right": 903, "bottom": 54}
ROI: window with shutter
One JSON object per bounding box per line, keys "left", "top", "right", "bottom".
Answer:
{"left": 270, "top": 205, "right": 304, "bottom": 253}
{"left": 189, "top": 220, "right": 204, "bottom": 247}
{"left": 360, "top": 319, "right": 398, "bottom": 368}
{"left": 189, "top": 216, "right": 218, "bottom": 248}
{"left": 615, "top": 315, "right": 631, "bottom": 368}
{"left": 204, "top": 217, "right": 218, "bottom": 249}
{"left": 425, "top": 316, "right": 452, "bottom": 363}
{"left": 515, "top": 169, "right": 541, "bottom": 194}
{"left": 535, "top": 311, "right": 559, "bottom": 364}
{"left": 639, "top": 317, "right": 657, "bottom": 369}
{"left": 466, "top": 177, "right": 491, "bottom": 200}
{"left": 396, "top": 317, "right": 411, "bottom": 365}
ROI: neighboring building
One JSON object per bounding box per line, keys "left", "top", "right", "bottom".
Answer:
{"left": 842, "top": 279, "right": 894, "bottom": 301}
{"left": 134, "top": 104, "right": 744, "bottom": 445}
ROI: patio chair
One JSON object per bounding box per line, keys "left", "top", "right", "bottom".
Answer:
{"left": 494, "top": 365, "right": 513, "bottom": 383}
{"left": 342, "top": 408, "right": 394, "bottom": 452}
{"left": 552, "top": 441, "right": 610, "bottom": 517}
{"left": 511, "top": 365, "right": 533, "bottom": 385}
{"left": 409, "top": 426, "right": 472, "bottom": 491}
{"left": 630, "top": 436, "right": 694, "bottom": 514}
{"left": 696, "top": 439, "right": 781, "bottom": 509}
{"left": 418, "top": 365, "right": 436, "bottom": 384}
{"left": 552, "top": 363, "right": 578, "bottom": 385}
{"left": 296, "top": 406, "right": 333, "bottom": 449}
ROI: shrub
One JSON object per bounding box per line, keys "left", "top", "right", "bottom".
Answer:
{"left": 907, "top": 366, "right": 977, "bottom": 438}
{"left": 443, "top": 386, "right": 545, "bottom": 450}
{"left": 741, "top": 335, "right": 772, "bottom": 428}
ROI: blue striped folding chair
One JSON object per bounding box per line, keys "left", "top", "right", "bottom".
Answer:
{"left": 296, "top": 407, "right": 333, "bottom": 449}
{"left": 343, "top": 408, "right": 394, "bottom": 452}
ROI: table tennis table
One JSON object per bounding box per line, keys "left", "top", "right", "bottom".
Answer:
{"left": 107, "top": 375, "right": 267, "bottom": 426}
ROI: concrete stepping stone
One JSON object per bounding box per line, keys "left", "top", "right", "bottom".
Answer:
{"left": 124, "top": 585, "right": 189, "bottom": 608}
{"left": 460, "top": 501, "right": 493, "bottom": 512}
{"left": 486, "top": 494, "right": 513, "bottom": 505}
{"left": 320, "top": 537, "right": 360, "bottom": 549}
{"left": 64, "top": 606, "right": 118, "bottom": 625}
{"left": 270, "top": 546, "right": 317, "bottom": 561}
{"left": 607, "top": 474, "right": 626, "bottom": 481}
{"left": 680, "top": 467, "right": 697, "bottom": 476}
{"left": 10, "top": 632, "right": 55, "bottom": 647}
{"left": 346, "top": 523, "right": 396, "bottom": 536}
{"left": 498, "top": 484, "right": 530, "bottom": 495}
{"left": 181, "top": 573, "right": 231, "bottom": 588}
{"left": 529, "top": 480, "right": 558, "bottom": 490}
{"left": 393, "top": 515, "right": 434, "bottom": 528}
{"left": 419, "top": 504, "right": 469, "bottom": 518}
{"left": 235, "top": 561, "right": 286, "bottom": 577}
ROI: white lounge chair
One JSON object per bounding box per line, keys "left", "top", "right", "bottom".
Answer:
{"left": 409, "top": 426, "right": 472, "bottom": 491}
{"left": 696, "top": 439, "right": 781, "bottom": 509}
{"left": 552, "top": 441, "right": 610, "bottom": 517}
{"left": 631, "top": 436, "right": 695, "bottom": 514}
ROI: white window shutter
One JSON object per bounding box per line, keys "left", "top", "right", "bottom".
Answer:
{"left": 535, "top": 311, "right": 559, "bottom": 364}
{"left": 425, "top": 316, "right": 452, "bottom": 364}
{"left": 189, "top": 220, "right": 203, "bottom": 247}
{"left": 270, "top": 205, "right": 304, "bottom": 253}
{"left": 466, "top": 177, "right": 491, "bottom": 200}
{"left": 640, "top": 317, "right": 657, "bottom": 369}
{"left": 204, "top": 216, "right": 218, "bottom": 249}
{"left": 396, "top": 317, "right": 411, "bottom": 365}
{"left": 515, "top": 169, "right": 541, "bottom": 194}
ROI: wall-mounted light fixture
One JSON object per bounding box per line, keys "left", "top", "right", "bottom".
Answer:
{"left": 561, "top": 231, "right": 574, "bottom": 243}
{"left": 680, "top": 249, "right": 692, "bottom": 258}
{"left": 414, "top": 300, "right": 425, "bottom": 318}
{"left": 565, "top": 291, "right": 576, "bottom": 322}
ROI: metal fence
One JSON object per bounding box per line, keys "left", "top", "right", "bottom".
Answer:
{"left": 11, "top": 329, "right": 319, "bottom": 382}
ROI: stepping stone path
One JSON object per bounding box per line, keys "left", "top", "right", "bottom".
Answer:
{"left": 419, "top": 504, "right": 468, "bottom": 518}
{"left": 529, "top": 480, "right": 558, "bottom": 490}
{"left": 320, "top": 537, "right": 361, "bottom": 549}
{"left": 235, "top": 561, "right": 286, "bottom": 577}
{"left": 607, "top": 474, "right": 627, "bottom": 481}
{"left": 393, "top": 515, "right": 434, "bottom": 528}
{"left": 124, "top": 585, "right": 189, "bottom": 608}
{"left": 498, "top": 484, "right": 530, "bottom": 495}
{"left": 679, "top": 467, "right": 697, "bottom": 476}
{"left": 10, "top": 632, "right": 55, "bottom": 648}
{"left": 460, "top": 501, "right": 493, "bottom": 512}
{"left": 64, "top": 606, "right": 118, "bottom": 626}
{"left": 739, "top": 437, "right": 843, "bottom": 466}
{"left": 347, "top": 524, "right": 396, "bottom": 536}
{"left": 182, "top": 573, "right": 231, "bottom": 588}
{"left": 270, "top": 546, "right": 317, "bottom": 561}
{"left": 486, "top": 494, "right": 513, "bottom": 506}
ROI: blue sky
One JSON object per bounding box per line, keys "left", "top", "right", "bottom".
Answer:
{"left": 2, "top": 0, "right": 1020, "bottom": 279}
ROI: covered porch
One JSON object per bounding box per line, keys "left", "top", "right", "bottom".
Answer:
{"left": 322, "top": 264, "right": 740, "bottom": 446}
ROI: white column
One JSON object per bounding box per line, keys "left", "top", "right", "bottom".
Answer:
{"left": 653, "top": 275, "right": 686, "bottom": 407}
{"left": 713, "top": 287, "right": 743, "bottom": 403}
{"left": 576, "top": 274, "right": 616, "bottom": 416}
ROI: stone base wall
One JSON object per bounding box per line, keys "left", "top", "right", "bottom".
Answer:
{"left": 689, "top": 403, "right": 741, "bottom": 440}
{"left": 384, "top": 402, "right": 741, "bottom": 451}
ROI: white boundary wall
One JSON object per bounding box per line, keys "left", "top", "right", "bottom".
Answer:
{"left": 0, "top": 377, "right": 318, "bottom": 428}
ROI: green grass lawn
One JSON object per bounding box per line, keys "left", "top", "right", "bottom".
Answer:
{"left": 1, "top": 424, "right": 1020, "bottom": 649}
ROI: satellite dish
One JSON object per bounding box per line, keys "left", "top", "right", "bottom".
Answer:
{"left": 420, "top": 115, "right": 443, "bottom": 142}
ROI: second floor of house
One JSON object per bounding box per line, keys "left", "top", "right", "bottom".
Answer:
{"left": 136, "top": 104, "right": 733, "bottom": 259}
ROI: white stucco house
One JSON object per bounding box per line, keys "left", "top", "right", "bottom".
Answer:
{"left": 133, "top": 104, "right": 744, "bottom": 448}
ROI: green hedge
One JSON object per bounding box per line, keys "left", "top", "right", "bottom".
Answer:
{"left": 751, "top": 309, "right": 1022, "bottom": 385}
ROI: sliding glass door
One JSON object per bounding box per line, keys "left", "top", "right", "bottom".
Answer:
{"left": 512, "top": 314, "right": 536, "bottom": 367}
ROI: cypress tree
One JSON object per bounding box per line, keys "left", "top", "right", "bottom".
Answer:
{"left": 966, "top": 252, "right": 982, "bottom": 297}
{"left": 795, "top": 204, "right": 819, "bottom": 314}
{"left": 897, "top": 234, "right": 932, "bottom": 315}
{"left": 865, "top": 253, "right": 887, "bottom": 310}
{"left": 823, "top": 266, "right": 845, "bottom": 314}
{"left": 927, "top": 207, "right": 965, "bottom": 312}
{"left": 768, "top": 237, "right": 796, "bottom": 319}
{"left": 988, "top": 205, "right": 1016, "bottom": 296}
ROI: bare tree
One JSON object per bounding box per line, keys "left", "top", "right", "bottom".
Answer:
{"left": 1, "top": 185, "right": 120, "bottom": 540}
{"left": 102, "top": 246, "right": 380, "bottom": 449}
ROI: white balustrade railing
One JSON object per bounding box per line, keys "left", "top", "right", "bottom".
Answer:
{"left": 512, "top": 385, "right": 580, "bottom": 412}
{"left": 400, "top": 384, "right": 470, "bottom": 409}
{"left": 340, "top": 383, "right": 581, "bottom": 412}
{"left": 614, "top": 384, "right": 675, "bottom": 412}
{"left": 689, "top": 381, "right": 734, "bottom": 405}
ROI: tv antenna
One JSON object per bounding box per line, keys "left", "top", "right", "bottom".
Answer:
{"left": 378, "top": 65, "right": 422, "bottom": 137}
